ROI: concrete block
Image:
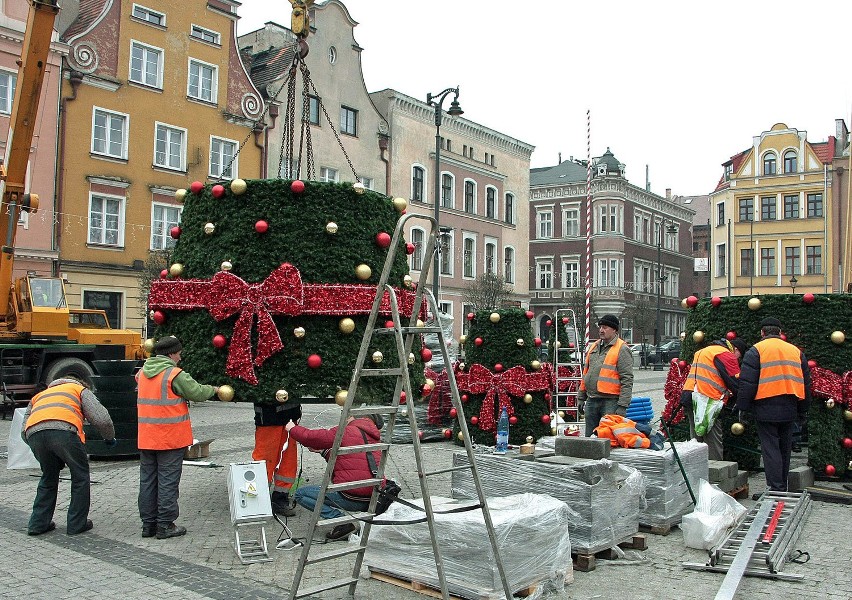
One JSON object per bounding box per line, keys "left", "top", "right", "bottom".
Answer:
{"left": 787, "top": 466, "right": 814, "bottom": 492}
{"left": 554, "top": 435, "right": 611, "bottom": 459}
{"left": 735, "top": 470, "right": 749, "bottom": 488}
{"left": 708, "top": 460, "right": 738, "bottom": 482}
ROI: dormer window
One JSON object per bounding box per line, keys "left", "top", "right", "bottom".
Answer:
{"left": 783, "top": 150, "right": 797, "bottom": 174}
{"left": 763, "top": 152, "right": 776, "bottom": 176}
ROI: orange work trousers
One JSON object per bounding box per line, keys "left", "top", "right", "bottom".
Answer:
{"left": 253, "top": 425, "right": 297, "bottom": 494}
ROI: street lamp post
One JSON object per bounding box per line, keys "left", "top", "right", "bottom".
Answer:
{"left": 654, "top": 218, "right": 678, "bottom": 370}
{"left": 790, "top": 275, "right": 798, "bottom": 293}
{"left": 426, "top": 87, "right": 463, "bottom": 302}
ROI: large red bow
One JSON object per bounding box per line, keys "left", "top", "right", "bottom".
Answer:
{"left": 466, "top": 364, "right": 527, "bottom": 432}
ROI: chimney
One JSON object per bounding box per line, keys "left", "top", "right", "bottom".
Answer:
{"left": 666, "top": 188, "right": 671, "bottom": 199}
{"left": 558, "top": 152, "right": 562, "bottom": 163}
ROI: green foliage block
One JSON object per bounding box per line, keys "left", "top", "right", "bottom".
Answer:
{"left": 152, "top": 179, "right": 424, "bottom": 405}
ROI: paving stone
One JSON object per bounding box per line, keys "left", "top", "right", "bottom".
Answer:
{"left": 553, "top": 435, "right": 611, "bottom": 459}
{"left": 787, "top": 465, "right": 815, "bottom": 492}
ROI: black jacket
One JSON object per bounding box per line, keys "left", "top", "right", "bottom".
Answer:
{"left": 253, "top": 402, "right": 302, "bottom": 427}
{"left": 735, "top": 336, "right": 811, "bottom": 422}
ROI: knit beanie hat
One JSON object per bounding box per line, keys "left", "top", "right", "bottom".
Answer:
{"left": 154, "top": 335, "right": 183, "bottom": 356}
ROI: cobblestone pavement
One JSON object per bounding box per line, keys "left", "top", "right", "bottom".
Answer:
{"left": 1, "top": 369, "right": 850, "bottom": 600}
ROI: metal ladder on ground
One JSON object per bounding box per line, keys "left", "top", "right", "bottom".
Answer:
{"left": 287, "top": 213, "right": 513, "bottom": 600}
{"left": 552, "top": 308, "right": 583, "bottom": 428}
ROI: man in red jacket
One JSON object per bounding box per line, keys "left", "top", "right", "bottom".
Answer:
{"left": 285, "top": 413, "right": 382, "bottom": 540}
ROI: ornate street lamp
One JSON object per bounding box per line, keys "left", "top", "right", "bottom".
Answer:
{"left": 790, "top": 275, "right": 798, "bottom": 293}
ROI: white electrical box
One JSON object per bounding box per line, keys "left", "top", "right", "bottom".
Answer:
{"left": 227, "top": 461, "right": 272, "bottom": 524}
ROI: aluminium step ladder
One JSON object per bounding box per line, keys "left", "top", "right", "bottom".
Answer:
{"left": 288, "top": 213, "right": 513, "bottom": 600}
{"left": 552, "top": 308, "right": 583, "bottom": 427}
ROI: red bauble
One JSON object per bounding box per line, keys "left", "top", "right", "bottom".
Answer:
{"left": 406, "top": 243, "right": 415, "bottom": 255}
{"left": 466, "top": 312, "right": 475, "bottom": 321}
{"left": 443, "top": 428, "right": 452, "bottom": 439}
{"left": 843, "top": 437, "right": 852, "bottom": 450}
{"left": 461, "top": 394, "right": 469, "bottom": 403}
{"left": 711, "top": 296, "right": 722, "bottom": 307}
{"left": 807, "top": 359, "right": 817, "bottom": 369}
{"left": 375, "top": 232, "right": 391, "bottom": 248}
{"left": 212, "top": 334, "right": 227, "bottom": 349}
{"left": 422, "top": 384, "right": 432, "bottom": 396}
{"left": 190, "top": 180, "right": 203, "bottom": 194}
{"left": 255, "top": 220, "right": 269, "bottom": 233}
{"left": 544, "top": 393, "right": 551, "bottom": 401}
{"left": 159, "top": 269, "right": 168, "bottom": 279}
{"left": 418, "top": 431, "right": 423, "bottom": 439}
{"left": 686, "top": 295, "right": 699, "bottom": 308}
{"left": 152, "top": 310, "right": 166, "bottom": 325}
{"left": 509, "top": 416, "right": 518, "bottom": 425}
{"left": 449, "top": 408, "right": 458, "bottom": 418}
{"left": 562, "top": 317, "right": 569, "bottom": 324}
{"left": 678, "top": 360, "right": 687, "bottom": 368}
{"left": 825, "top": 464, "right": 836, "bottom": 476}
{"left": 726, "top": 331, "right": 736, "bottom": 340}
{"left": 307, "top": 354, "right": 322, "bottom": 368}
{"left": 421, "top": 348, "right": 433, "bottom": 362}
{"left": 541, "top": 414, "right": 551, "bottom": 424}
{"left": 803, "top": 293, "right": 815, "bottom": 304}
{"left": 474, "top": 337, "right": 483, "bottom": 346}
{"left": 211, "top": 184, "right": 226, "bottom": 198}
{"left": 534, "top": 337, "right": 542, "bottom": 347}
{"left": 470, "top": 416, "right": 478, "bottom": 425}
{"left": 169, "top": 226, "right": 181, "bottom": 239}
{"left": 399, "top": 391, "right": 407, "bottom": 404}
{"left": 494, "top": 363, "right": 503, "bottom": 372}
{"left": 546, "top": 319, "right": 552, "bottom": 327}
{"left": 780, "top": 334, "right": 787, "bottom": 341}
{"left": 385, "top": 320, "right": 394, "bottom": 328}
{"left": 568, "top": 342, "right": 575, "bottom": 348}
{"left": 290, "top": 180, "right": 305, "bottom": 193}
{"left": 525, "top": 310, "right": 534, "bottom": 320}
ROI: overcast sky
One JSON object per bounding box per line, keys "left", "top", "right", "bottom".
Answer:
{"left": 236, "top": 0, "right": 852, "bottom": 198}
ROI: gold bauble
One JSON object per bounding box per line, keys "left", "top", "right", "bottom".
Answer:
{"left": 352, "top": 181, "right": 366, "bottom": 195}
{"left": 408, "top": 352, "right": 416, "bottom": 365}
{"left": 731, "top": 422, "right": 745, "bottom": 436}
{"left": 526, "top": 436, "right": 534, "bottom": 444}
{"left": 355, "top": 264, "right": 372, "bottom": 280}
{"left": 524, "top": 393, "right": 533, "bottom": 404}
{"left": 417, "top": 319, "right": 425, "bottom": 328}
{"left": 458, "top": 362, "right": 466, "bottom": 371}
{"left": 392, "top": 197, "right": 408, "bottom": 212}
{"left": 372, "top": 351, "right": 383, "bottom": 363}
{"left": 174, "top": 189, "right": 187, "bottom": 203}
{"left": 551, "top": 427, "right": 557, "bottom": 436}
{"left": 831, "top": 330, "right": 846, "bottom": 344}
{"left": 293, "top": 327, "right": 306, "bottom": 339}
{"left": 680, "top": 331, "right": 686, "bottom": 340}
{"left": 844, "top": 409, "right": 852, "bottom": 422}
{"left": 275, "top": 389, "right": 289, "bottom": 403}
{"left": 825, "top": 399, "right": 836, "bottom": 409}
{"left": 531, "top": 360, "right": 541, "bottom": 371}
{"left": 221, "top": 260, "right": 233, "bottom": 271}
{"left": 516, "top": 338, "right": 525, "bottom": 347}
{"left": 558, "top": 410, "right": 565, "bottom": 419}
{"left": 457, "top": 431, "right": 464, "bottom": 441}
{"left": 403, "top": 274, "right": 414, "bottom": 288}
{"left": 326, "top": 222, "right": 338, "bottom": 234}
{"left": 204, "top": 222, "right": 216, "bottom": 235}
{"left": 339, "top": 318, "right": 355, "bottom": 334}
{"left": 747, "top": 297, "right": 762, "bottom": 310}
{"left": 169, "top": 263, "right": 184, "bottom": 277}
{"left": 693, "top": 330, "right": 705, "bottom": 343}
{"left": 554, "top": 340, "right": 561, "bottom": 349}
{"left": 217, "top": 385, "right": 235, "bottom": 402}
{"left": 335, "top": 390, "right": 348, "bottom": 406}
{"left": 681, "top": 298, "right": 688, "bottom": 309}
{"left": 230, "top": 178, "right": 247, "bottom": 195}
{"left": 143, "top": 338, "right": 155, "bottom": 353}
{"left": 459, "top": 335, "right": 467, "bottom": 345}
{"left": 489, "top": 312, "right": 501, "bottom": 323}
{"left": 425, "top": 378, "right": 435, "bottom": 390}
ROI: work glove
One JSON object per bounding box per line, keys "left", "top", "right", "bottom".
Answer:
{"left": 104, "top": 438, "right": 118, "bottom": 447}
{"left": 614, "top": 405, "right": 627, "bottom": 417}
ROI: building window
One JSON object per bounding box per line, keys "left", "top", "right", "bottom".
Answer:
{"left": 151, "top": 203, "right": 181, "bottom": 250}
{"left": 562, "top": 261, "right": 579, "bottom": 288}
{"left": 190, "top": 24, "right": 220, "bottom": 45}
{"left": 411, "top": 165, "right": 424, "bottom": 201}
{"left": 440, "top": 173, "right": 453, "bottom": 208}
{"left": 210, "top": 136, "right": 237, "bottom": 178}
{"left": 464, "top": 180, "right": 476, "bottom": 213}
{"left": 132, "top": 4, "right": 165, "bottom": 26}
{"left": 537, "top": 210, "right": 553, "bottom": 239}
{"left": 92, "top": 108, "right": 128, "bottom": 159}
{"left": 760, "top": 196, "right": 776, "bottom": 221}
{"left": 717, "top": 202, "right": 725, "bottom": 226}
{"left": 563, "top": 207, "right": 580, "bottom": 237}
{"left": 307, "top": 95, "right": 320, "bottom": 125}
{"left": 596, "top": 258, "right": 620, "bottom": 287}
{"left": 806, "top": 245, "right": 822, "bottom": 274}
{"left": 485, "top": 187, "right": 497, "bottom": 219}
{"left": 738, "top": 198, "right": 753, "bottom": 222}
{"left": 328, "top": 46, "right": 337, "bottom": 64}
{"left": 504, "top": 193, "right": 514, "bottom": 225}
{"left": 484, "top": 241, "right": 496, "bottom": 274}
{"left": 340, "top": 106, "right": 357, "bottom": 136}
{"left": 88, "top": 194, "right": 124, "bottom": 247}
{"left": 188, "top": 59, "right": 217, "bottom": 103}
{"left": 154, "top": 123, "right": 186, "bottom": 171}
{"left": 724, "top": 163, "right": 733, "bottom": 181}
{"left": 130, "top": 41, "right": 163, "bottom": 88}
{"left": 760, "top": 247, "right": 776, "bottom": 276}
{"left": 763, "top": 152, "right": 776, "bottom": 175}
{"left": 439, "top": 230, "right": 453, "bottom": 275}
{"left": 807, "top": 193, "right": 823, "bottom": 217}
{"left": 740, "top": 248, "right": 754, "bottom": 276}
{"left": 717, "top": 244, "right": 726, "bottom": 276}
{"left": 783, "top": 150, "right": 797, "bottom": 174}
{"left": 320, "top": 167, "right": 338, "bottom": 182}
{"left": 83, "top": 290, "right": 123, "bottom": 330}
{"left": 597, "top": 204, "right": 621, "bottom": 234}
{"left": 783, "top": 194, "right": 799, "bottom": 219}
{"left": 410, "top": 228, "right": 424, "bottom": 271}
{"left": 537, "top": 262, "right": 553, "bottom": 289}
{"left": 784, "top": 246, "right": 800, "bottom": 275}
{"left": 504, "top": 247, "right": 514, "bottom": 284}
{"left": 360, "top": 177, "right": 373, "bottom": 190}
{"left": 463, "top": 237, "right": 475, "bottom": 278}
{"left": 0, "top": 71, "right": 15, "bottom": 114}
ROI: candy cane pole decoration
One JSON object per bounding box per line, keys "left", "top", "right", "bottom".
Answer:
{"left": 584, "top": 109, "right": 592, "bottom": 347}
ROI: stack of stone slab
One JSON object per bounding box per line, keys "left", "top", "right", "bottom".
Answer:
{"left": 450, "top": 446, "right": 644, "bottom": 554}
{"left": 708, "top": 460, "right": 749, "bottom": 494}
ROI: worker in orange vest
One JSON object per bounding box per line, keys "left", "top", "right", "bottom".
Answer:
{"left": 578, "top": 314, "right": 634, "bottom": 437}
{"left": 736, "top": 317, "right": 811, "bottom": 492}
{"left": 252, "top": 400, "right": 301, "bottom": 517}
{"left": 22, "top": 377, "right": 115, "bottom": 535}
{"left": 137, "top": 335, "right": 220, "bottom": 539}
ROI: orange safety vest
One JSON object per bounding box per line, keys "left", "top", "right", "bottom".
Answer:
{"left": 580, "top": 337, "right": 626, "bottom": 395}
{"left": 25, "top": 382, "right": 87, "bottom": 443}
{"left": 594, "top": 414, "right": 650, "bottom": 449}
{"left": 683, "top": 345, "right": 730, "bottom": 401}
{"left": 137, "top": 367, "right": 193, "bottom": 450}
{"left": 754, "top": 338, "right": 806, "bottom": 401}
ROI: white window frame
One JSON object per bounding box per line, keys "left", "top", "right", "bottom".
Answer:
{"left": 537, "top": 208, "right": 553, "bottom": 239}
{"left": 536, "top": 260, "right": 553, "bottom": 290}
{"left": 562, "top": 259, "right": 580, "bottom": 289}
{"left": 504, "top": 192, "right": 515, "bottom": 225}
{"left": 150, "top": 202, "right": 182, "bottom": 250}
{"left": 129, "top": 40, "right": 164, "bottom": 89}
{"left": 190, "top": 24, "right": 221, "bottom": 45}
{"left": 462, "top": 234, "right": 477, "bottom": 279}
{"left": 484, "top": 236, "right": 498, "bottom": 275}
{"left": 209, "top": 135, "right": 238, "bottom": 178}
{"left": 187, "top": 58, "right": 218, "bottom": 104}
{"left": 131, "top": 3, "right": 165, "bottom": 26}
{"left": 360, "top": 177, "right": 373, "bottom": 190}
{"left": 91, "top": 106, "right": 129, "bottom": 159}
{"left": 410, "top": 227, "right": 425, "bottom": 271}
{"left": 440, "top": 172, "right": 455, "bottom": 209}
{"left": 0, "top": 69, "right": 16, "bottom": 115}
{"left": 485, "top": 185, "right": 498, "bottom": 220}
{"left": 716, "top": 243, "right": 727, "bottom": 277}
{"left": 463, "top": 178, "right": 477, "bottom": 214}
{"left": 88, "top": 192, "right": 125, "bottom": 247}
{"left": 320, "top": 166, "right": 339, "bottom": 182}
{"left": 503, "top": 245, "right": 515, "bottom": 284}
{"left": 340, "top": 105, "right": 357, "bottom": 136}
{"left": 562, "top": 203, "right": 580, "bottom": 237}
{"left": 439, "top": 229, "right": 454, "bottom": 276}
{"left": 153, "top": 122, "right": 187, "bottom": 172}
{"left": 411, "top": 163, "right": 427, "bottom": 202}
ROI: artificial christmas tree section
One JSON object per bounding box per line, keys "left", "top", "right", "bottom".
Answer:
{"left": 149, "top": 179, "right": 426, "bottom": 405}
{"left": 454, "top": 308, "right": 552, "bottom": 446}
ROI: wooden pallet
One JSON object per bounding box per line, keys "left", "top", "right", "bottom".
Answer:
{"left": 639, "top": 522, "right": 674, "bottom": 536}
{"left": 572, "top": 534, "right": 648, "bottom": 572}
{"left": 369, "top": 569, "right": 538, "bottom": 600}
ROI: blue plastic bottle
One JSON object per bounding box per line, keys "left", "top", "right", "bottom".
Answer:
{"left": 495, "top": 407, "right": 509, "bottom": 454}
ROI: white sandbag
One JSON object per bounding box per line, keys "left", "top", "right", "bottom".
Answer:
{"left": 681, "top": 479, "right": 747, "bottom": 550}
{"left": 7, "top": 408, "right": 40, "bottom": 470}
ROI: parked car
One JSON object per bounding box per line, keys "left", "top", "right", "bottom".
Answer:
{"left": 646, "top": 340, "right": 682, "bottom": 364}
{"left": 627, "top": 343, "right": 645, "bottom": 355}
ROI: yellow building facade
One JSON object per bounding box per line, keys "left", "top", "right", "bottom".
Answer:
{"left": 57, "top": 0, "right": 263, "bottom": 333}
{"left": 710, "top": 123, "right": 837, "bottom": 297}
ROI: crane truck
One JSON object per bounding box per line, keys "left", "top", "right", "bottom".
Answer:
{"left": 0, "top": 0, "right": 144, "bottom": 414}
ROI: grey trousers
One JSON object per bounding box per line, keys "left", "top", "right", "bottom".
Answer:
{"left": 755, "top": 420, "right": 793, "bottom": 492}
{"left": 584, "top": 397, "right": 619, "bottom": 437}
{"left": 686, "top": 405, "right": 724, "bottom": 461}
{"left": 138, "top": 448, "right": 185, "bottom": 526}
{"left": 28, "top": 429, "right": 91, "bottom": 534}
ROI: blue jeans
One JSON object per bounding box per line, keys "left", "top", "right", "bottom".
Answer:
{"left": 584, "top": 397, "right": 619, "bottom": 437}
{"left": 294, "top": 485, "right": 368, "bottom": 519}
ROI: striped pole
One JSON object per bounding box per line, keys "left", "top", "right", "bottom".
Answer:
{"left": 584, "top": 110, "right": 592, "bottom": 347}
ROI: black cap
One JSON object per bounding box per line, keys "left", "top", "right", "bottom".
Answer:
{"left": 154, "top": 335, "right": 183, "bottom": 356}
{"left": 597, "top": 314, "right": 620, "bottom": 331}
{"left": 729, "top": 338, "right": 748, "bottom": 354}
{"left": 760, "top": 317, "right": 782, "bottom": 329}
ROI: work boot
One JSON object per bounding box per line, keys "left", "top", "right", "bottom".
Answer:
{"left": 325, "top": 523, "right": 357, "bottom": 541}
{"left": 68, "top": 520, "right": 94, "bottom": 535}
{"left": 27, "top": 522, "right": 56, "bottom": 536}
{"left": 142, "top": 523, "right": 157, "bottom": 538}
{"left": 156, "top": 523, "right": 187, "bottom": 539}
{"left": 271, "top": 491, "right": 297, "bottom": 517}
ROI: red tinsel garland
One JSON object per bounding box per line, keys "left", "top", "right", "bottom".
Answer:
{"left": 149, "top": 263, "right": 423, "bottom": 384}
{"left": 425, "top": 367, "right": 452, "bottom": 425}
{"left": 661, "top": 362, "right": 690, "bottom": 426}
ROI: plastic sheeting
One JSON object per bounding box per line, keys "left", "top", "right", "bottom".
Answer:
{"left": 7, "top": 408, "right": 39, "bottom": 470}
{"left": 451, "top": 451, "right": 645, "bottom": 553}
{"left": 422, "top": 310, "right": 456, "bottom": 371}
{"left": 364, "top": 493, "right": 573, "bottom": 600}
{"left": 609, "top": 439, "right": 708, "bottom": 528}
{"left": 386, "top": 403, "right": 450, "bottom": 444}
{"left": 681, "top": 479, "right": 747, "bottom": 550}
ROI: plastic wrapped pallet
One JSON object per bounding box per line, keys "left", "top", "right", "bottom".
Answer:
{"left": 387, "top": 403, "right": 448, "bottom": 444}
{"left": 451, "top": 451, "right": 644, "bottom": 554}
{"left": 609, "top": 439, "right": 708, "bottom": 528}
{"left": 364, "top": 493, "right": 573, "bottom": 600}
